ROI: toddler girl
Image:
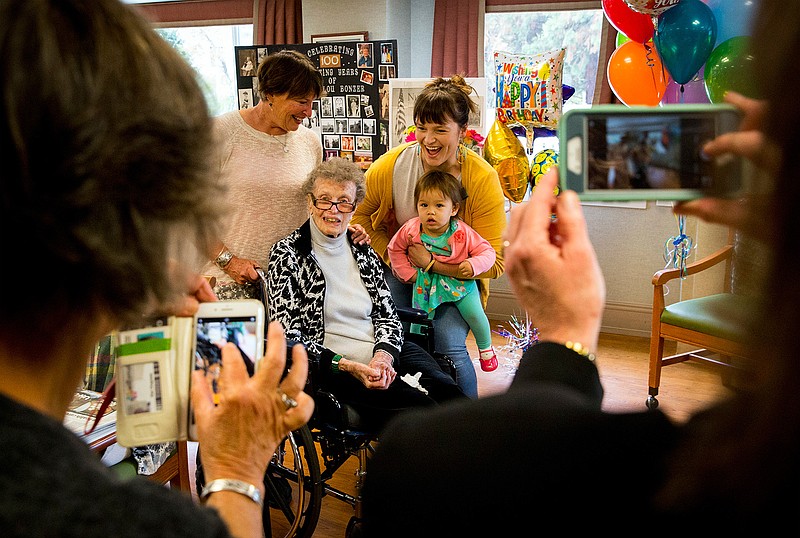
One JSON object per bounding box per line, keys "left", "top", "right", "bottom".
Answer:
{"left": 388, "top": 170, "right": 498, "bottom": 372}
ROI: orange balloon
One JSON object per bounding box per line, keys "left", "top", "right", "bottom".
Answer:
{"left": 607, "top": 41, "right": 669, "bottom": 106}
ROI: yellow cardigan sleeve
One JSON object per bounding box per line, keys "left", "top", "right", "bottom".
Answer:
{"left": 460, "top": 149, "right": 507, "bottom": 305}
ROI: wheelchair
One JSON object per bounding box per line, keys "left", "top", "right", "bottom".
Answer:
{"left": 263, "top": 305, "right": 453, "bottom": 538}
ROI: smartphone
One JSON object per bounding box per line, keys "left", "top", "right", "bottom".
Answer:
{"left": 559, "top": 104, "right": 744, "bottom": 201}
{"left": 189, "top": 299, "right": 265, "bottom": 440}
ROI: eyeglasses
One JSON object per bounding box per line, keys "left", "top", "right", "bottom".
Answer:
{"left": 311, "top": 195, "right": 356, "bottom": 213}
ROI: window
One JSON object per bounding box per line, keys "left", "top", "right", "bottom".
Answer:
{"left": 157, "top": 25, "right": 253, "bottom": 116}
{"left": 484, "top": 7, "right": 605, "bottom": 126}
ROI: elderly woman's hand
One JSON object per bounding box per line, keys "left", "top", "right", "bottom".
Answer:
{"left": 191, "top": 321, "right": 314, "bottom": 486}
{"left": 339, "top": 356, "right": 392, "bottom": 390}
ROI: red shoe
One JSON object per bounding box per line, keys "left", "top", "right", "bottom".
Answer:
{"left": 479, "top": 348, "right": 498, "bottom": 372}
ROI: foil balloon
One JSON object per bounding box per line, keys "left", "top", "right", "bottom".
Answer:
{"left": 484, "top": 120, "right": 530, "bottom": 203}
{"left": 530, "top": 149, "right": 560, "bottom": 196}
{"left": 624, "top": 0, "right": 681, "bottom": 16}
{"left": 494, "top": 48, "right": 565, "bottom": 130}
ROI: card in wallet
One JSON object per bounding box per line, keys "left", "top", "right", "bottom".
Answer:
{"left": 114, "top": 316, "right": 195, "bottom": 447}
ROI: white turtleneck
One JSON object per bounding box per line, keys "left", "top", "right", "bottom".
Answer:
{"left": 309, "top": 218, "right": 376, "bottom": 364}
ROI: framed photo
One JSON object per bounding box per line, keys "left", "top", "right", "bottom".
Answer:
{"left": 388, "top": 77, "right": 486, "bottom": 148}
{"left": 310, "top": 31, "right": 368, "bottom": 43}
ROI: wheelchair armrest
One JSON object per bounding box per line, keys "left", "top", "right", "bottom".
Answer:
{"left": 396, "top": 306, "right": 429, "bottom": 324}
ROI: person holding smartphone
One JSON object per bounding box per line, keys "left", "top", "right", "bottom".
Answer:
{"left": 362, "top": 0, "right": 800, "bottom": 531}
{"left": 0, "top": 2, "right": 313, "bottom": 537}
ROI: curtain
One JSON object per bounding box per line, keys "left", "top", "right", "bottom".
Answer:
{"left": 431, "top": 0, "right": 484, "bottom": 78}
{"left": 254, "top": 0, "right": 303, "bottom": 45}
{"left": 134, "top": 0, "right": 252, "bottom": 24}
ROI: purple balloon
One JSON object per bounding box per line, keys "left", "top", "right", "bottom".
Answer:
{"left": 661, "top": 67, "right": 711, "bottom": 104}
{"left": 563, "top": 84, "right": 576, "bottom": 103}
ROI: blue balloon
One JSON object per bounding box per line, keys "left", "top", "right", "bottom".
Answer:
{"left": 654, "top": 0, "right": 717, "bottom": 85}
{"left": 703, "top": 0, "right": 759, "bottom": 44}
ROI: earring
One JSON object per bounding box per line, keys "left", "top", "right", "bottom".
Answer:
{"left": 457, "top": 143, "right": 466, "bottom": 165}
{"left": 416, "top": 142, "right": 421, "bottom": 156}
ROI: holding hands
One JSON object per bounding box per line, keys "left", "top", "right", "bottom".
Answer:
{"left": 337, "top": 351, "right": 396, "bottom": 390}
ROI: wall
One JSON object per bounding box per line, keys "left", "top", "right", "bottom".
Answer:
{"left": 302, "top": 0, "right": 433, "bottom": 78}
{"left": 304, "top": 1, "right": 730, "bottom": 337}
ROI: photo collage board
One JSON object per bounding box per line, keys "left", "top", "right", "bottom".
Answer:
{"left": 235, "top": 40, "right": 398, "bottom": 169}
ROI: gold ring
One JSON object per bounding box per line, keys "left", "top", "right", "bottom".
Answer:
{"left": 277, "top": 389, "right": 298, "bottom": 410}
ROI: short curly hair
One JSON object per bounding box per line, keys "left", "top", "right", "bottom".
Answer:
{"left": 302, "top": 158, "right": 367, "bottom": 204}
{"left": 0, "top": 0, "right": 224, "bottom": 356}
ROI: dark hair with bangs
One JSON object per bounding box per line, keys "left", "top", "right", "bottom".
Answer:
{"left": 257, "top": 49, "right": 324, "bottom": 101}
{"left": 414, "top": 170, "right": 466, "bottom": 209}
{"left": 413, "top": 74, "right": 478, "bottom": 128}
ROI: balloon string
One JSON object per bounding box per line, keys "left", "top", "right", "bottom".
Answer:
{"left": 680, "top": 84, "right": 685, "bottom": 104}
{"left": 644, "top": 42, "right": 655, "bottom": 68}
{"left": 663, "top": 214, "right": 695, "bottom": 279}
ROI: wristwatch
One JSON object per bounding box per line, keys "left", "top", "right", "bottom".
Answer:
{"left": 215, "top": 247, "right": 234, "bottom": 269}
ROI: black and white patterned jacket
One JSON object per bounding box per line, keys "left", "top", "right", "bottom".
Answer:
{"left": 267, "top": 220, "right": 402, "bottom": 371}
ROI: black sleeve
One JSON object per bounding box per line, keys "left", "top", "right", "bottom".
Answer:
{"left": 509, "top": 341, "right": 604, "bottom": 408}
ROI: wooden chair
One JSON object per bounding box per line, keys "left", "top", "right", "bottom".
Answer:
{"left": 647, "top": 231, "right": 755, "bottom": 410}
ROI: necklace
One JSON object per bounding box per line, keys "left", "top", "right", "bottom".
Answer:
{"left": 268, "top": 133, "right": 289, "bottom": 153}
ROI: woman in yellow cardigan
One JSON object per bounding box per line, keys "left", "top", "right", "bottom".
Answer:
{"left": 352, "top": 75, "right": 506, "bottom": 398}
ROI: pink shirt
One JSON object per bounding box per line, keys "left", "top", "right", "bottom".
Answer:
{"left": 388, "top": 217, "right": 497, "bottom": 283}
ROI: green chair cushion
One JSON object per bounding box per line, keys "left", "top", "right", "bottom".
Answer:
{"left": 662, "top": 293, "right": 754, "bottom": 342}
{"left": 109, "top": 457, "right": 139, "bottom": 481}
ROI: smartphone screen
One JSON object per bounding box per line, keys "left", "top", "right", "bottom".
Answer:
{"left": 560, "top": 105, "right": 743, "bottom": 201}
{"left": 194, "top": 315, "right": 261, "bottom": 395}
{"left": 586, "top": 114, "right": 718, "bottom": 192}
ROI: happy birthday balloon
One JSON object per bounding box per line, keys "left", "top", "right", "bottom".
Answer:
{"left": 494, "top": 48, "right": 565, "bottom": 130}
{"left": 484, "top": 120, "right": 530, "bottom": 203}
{"left": 625, "top": 0, "right": 681, "bottom": 16}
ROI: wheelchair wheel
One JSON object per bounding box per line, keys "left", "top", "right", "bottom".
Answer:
{"left": 264, "top": 425, "right": 323, "bottom": 538}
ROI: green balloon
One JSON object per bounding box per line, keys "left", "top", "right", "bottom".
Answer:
{"left": 616, "top": 32, "right": 630, "bottom": 48}
{"left": 704, "top": 36, "right": 759, "bottom": 103}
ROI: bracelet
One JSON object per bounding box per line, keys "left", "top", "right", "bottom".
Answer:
{"left": 423, "top": 256, "right": 436, "bottom": 273}
{"left": 200, "top": 478, "right": 263, "bottom": 507}
{"left": 214, "top": 247, "right": 234, "bottom": 269}
{"left": 564, "top": 341, "right": 596, "bottom": 362}
{"left": 331, "top": 354, "right": 343, "bottom": 373}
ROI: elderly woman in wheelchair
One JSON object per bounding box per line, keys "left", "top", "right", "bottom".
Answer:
{"left": 267, "top": 157, "right": 466, "bottom": 432}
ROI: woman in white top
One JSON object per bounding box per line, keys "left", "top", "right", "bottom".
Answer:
{"left": 205, "top": 50, "right": 368, "bottom": 299}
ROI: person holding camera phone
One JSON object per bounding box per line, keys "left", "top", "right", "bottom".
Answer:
{"left": 362, "top": 0, "right": 800, "bottom": 532}
{"left": 0, "top": 2, "right": 313, "bottom": 537}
